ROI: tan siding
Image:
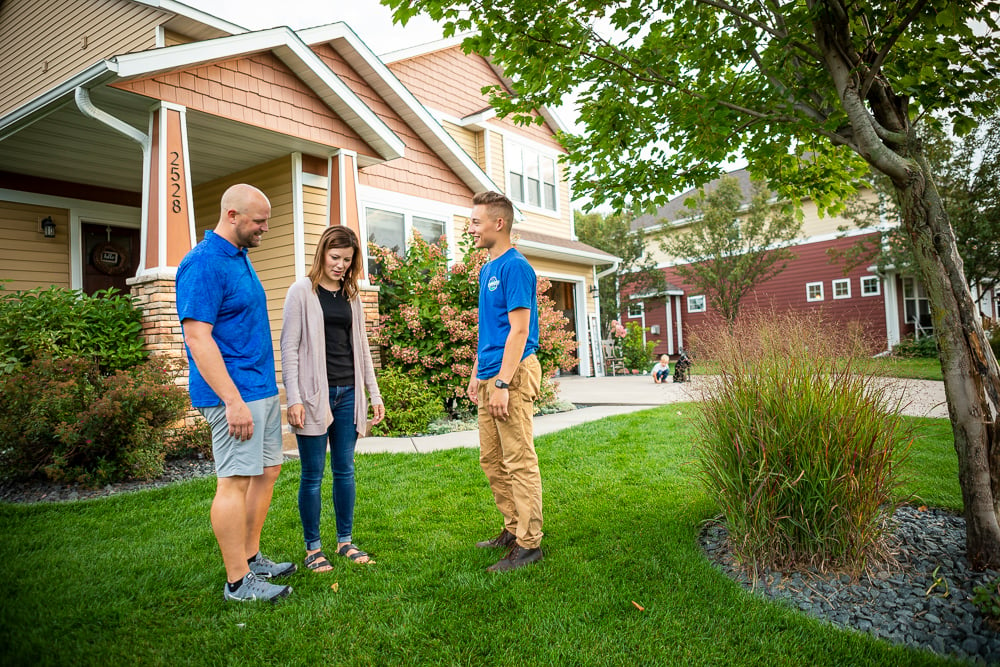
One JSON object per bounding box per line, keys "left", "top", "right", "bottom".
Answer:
{"left": 191, "top": 157, "right": 294, "bottom": 378}
{"left": 518, "top": 211, "right": 571, "bottom": 239}
{"left": 489, "top": 130, "right": 505, "bottom": 187}
{"left": 0, "top": 0, "right": 165, "bottom": 116}
{"left": 442, "top": 120, "right": 483, "bottom": 169}
{"left": 162, "top": 29, "right": 192, "bottom": 47}
{"left": 0, "top": 201, "right": 71, "bottom": 289}
{"left": 302, "top": 185, "right": 327, "bottom": 267}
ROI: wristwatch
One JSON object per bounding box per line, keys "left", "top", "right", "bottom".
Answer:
{"left": 494, "top": 379, "right": 510, "bottom": 389}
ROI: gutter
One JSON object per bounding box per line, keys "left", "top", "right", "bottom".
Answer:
{"left": 74, "top": 87, "right": 149, "bottom": 150}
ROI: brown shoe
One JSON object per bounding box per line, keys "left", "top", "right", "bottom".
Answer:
{"left": 486, "top": 544, "right": 543, "bottom": 572}
{"left": 476, "top": 529, "right": 516, "bottom": 549}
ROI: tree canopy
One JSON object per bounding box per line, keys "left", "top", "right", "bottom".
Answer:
{"left": 658, "top": 176, "right": 802, "bottom": 325}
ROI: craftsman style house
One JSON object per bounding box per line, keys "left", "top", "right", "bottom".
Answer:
{"left": 0, "top": 0, "right": 616, "bottom": 382}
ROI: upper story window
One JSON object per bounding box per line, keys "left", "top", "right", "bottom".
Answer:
{"left": 366, "top": 206, "right": 447, "bottom": 257}
{"left": 507, "top": 143, "right": 557, "bottom": 211}
{"left": 806, "top": 282, "right": 824, "bottom": 302}
{"left": 687, "top": 295, "right": 706, "bottom": 313}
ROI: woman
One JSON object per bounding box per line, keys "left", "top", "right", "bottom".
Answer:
{"left": 280, "top": 226, "right": 385, "bottom": 571}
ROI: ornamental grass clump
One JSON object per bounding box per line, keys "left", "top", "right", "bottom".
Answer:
{"left": 693, "top": 312, "right": 913, "bottom": 577}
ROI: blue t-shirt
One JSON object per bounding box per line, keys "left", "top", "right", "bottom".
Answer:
{"left": 176, "top": 230, "right": 278, "bottom": 407}
{"left": 476, "top": 247, "right": 540, "bottom": 380}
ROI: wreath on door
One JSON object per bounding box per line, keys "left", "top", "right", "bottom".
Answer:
{"left": 91, "top": 241, "right": 130, "bottom": 276}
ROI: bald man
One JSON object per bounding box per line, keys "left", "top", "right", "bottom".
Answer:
{"left": 177, "top": 184, "right": 295, "bottom": 603}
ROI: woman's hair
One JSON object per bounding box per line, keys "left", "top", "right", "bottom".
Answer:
{"left": 307, "top": 225, "right": 362, "bottom": 299}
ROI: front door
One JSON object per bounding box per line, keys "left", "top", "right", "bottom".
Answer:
{"left": 82, "top": 223, "right": 140, "bottom": 295}
{"left": 545, "top": 279, "right": 579, "bottom": 375}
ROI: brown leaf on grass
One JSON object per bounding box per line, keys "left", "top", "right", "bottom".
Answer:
{"left": 631, "top": 600, "right": 645, "bottom": 611}
{"left": 331, "top": 582, "right": 340, "bottom": 592}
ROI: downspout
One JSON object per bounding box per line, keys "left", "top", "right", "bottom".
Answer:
{"left": 75, "top": 86, "right": 151, "bottom": 274}
{"left": 74, "top": 87, "right": 149, "bottom": 150}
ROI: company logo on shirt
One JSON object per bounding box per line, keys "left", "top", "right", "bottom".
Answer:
{"left": 488, "top": 276, "right": 500, "bottom": 292}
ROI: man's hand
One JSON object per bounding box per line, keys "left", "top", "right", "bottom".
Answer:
{"left": 488, "top": 387, "right": 509, "bottom": 420}
{"left": 287, "top": 403, "right": 305, "bottom": 429}
{"left": 226, "top": 399, "right": 254, "bottom": 440}
{"left": 467, "top": 377, "right": 480, "bottom": 405}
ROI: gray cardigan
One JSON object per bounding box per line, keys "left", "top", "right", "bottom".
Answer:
{"left": 280, "top": 277, "right": 382, "bottom": 437}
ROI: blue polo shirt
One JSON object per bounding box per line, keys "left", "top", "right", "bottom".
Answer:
{"left": 176, "top": 230, "right": 277, "bottom": 407}
{"left": 476, "top": 247, "right": 539, "bottom": 380}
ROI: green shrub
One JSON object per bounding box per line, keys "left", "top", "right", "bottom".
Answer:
{"left": 694, "top": 312, "right": 913, "bottom": 576}
{"left": 371, "top": 366, "right": 447, "bottom": 437}
{"left": 989, "top": 325, "right": 1000, "bottom": 363}
{"left": 972, "top": 577, "right": 1000, "bottom": 622}
{"left": 0, "top": 356, "right": 188, "bottom": 486}
{"left": 620, "top": 321, "right": 656, "bottom": 371}
{"left": 162, "top": 417, "right": 214, "bottom": 461}
{"left": 0, "top": 285, "right": 146, "bottom": 374}
{"left": 892, "top": 333, "right": 938, "bottom": 358}
{"left": 370, "top": 234, "right": 578, "bottom": 416}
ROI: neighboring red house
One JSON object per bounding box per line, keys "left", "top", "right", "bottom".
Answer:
{"left": 628, "top": 168, "right": 998, "bottom": 359}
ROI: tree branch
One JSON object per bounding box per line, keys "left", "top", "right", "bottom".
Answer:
{"left": 860, "top": 0, "right": 930, "bottom": 100}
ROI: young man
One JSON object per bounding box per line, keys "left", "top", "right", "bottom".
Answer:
{"left": 177, "top": 183, "right": 295, "bottom": 602}
{"left": 465, "top": 191, "right": 544, "bottom": 572}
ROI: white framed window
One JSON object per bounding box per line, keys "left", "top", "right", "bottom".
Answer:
{"left": 806, "top": 282, "right": 824, "bottom": 302}
{"left": 832, "top": 278, "right": 851, "bottom": 299}
{"left": 687, "top": 295, "right": 706, "bottom": 313}
{"left": 365, "top": 206, "right": 447, "bottom": 257}
{"left": 507, "top": 142, "right": 558, "bottom": 211}
{"left": 627, "top": 302, "right": 644, "bottom": 318}
{"left": 861, "top": 275, "right": 881, "bottom": 296}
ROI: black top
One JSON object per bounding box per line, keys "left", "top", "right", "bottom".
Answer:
{"left": 317, "top": 285, "right": 354, "bottom": 386}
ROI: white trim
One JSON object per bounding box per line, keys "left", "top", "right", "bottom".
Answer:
{"left": 177, "top": 105, "right": 196, "bottom": 265}
{"left": 861, "top": 275, "right": 881, "bottom": 297}
{"left": 675, "top": 296, "right": 684, "bottom": 350}
{"left": 627, "top": 302, "right": 644, "bottom": 318}
{"left": 302, "top": 173, "right": 328, "bottom": 189}
{"left": 133, "top": 0, "right": 248, "bottom": 35}
{"left": 665, "top": 296, "right": 675, "bottom": 354}
{"left": 378, "top": 34, "right": 468, "bottom": 63}
{"left": 883, "top": 272, "right": 900, "bottom": 348}
{"left": 832, "top": 277, "right": 851, "bottom": 299}
{"left": 0, "top": 189, "right": 141, "bottom": 291}
{"left": 806, "top": 282, "right": 824, "bottom": 302}
{"left": 503, "top": 137, "right": 561, "bottom": 217}
{"left": 291, "top": 152, "right": 305, "bottom": 282}
{"left": 155, "top": 25, "right": 166, "bottom": 49}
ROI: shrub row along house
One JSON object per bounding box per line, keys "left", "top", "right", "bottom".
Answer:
{"left": 625, "top": 167, "right": 1000, "bottom": 359}
{"left": 0, "top": 0, "right": 619, "bottom": 391}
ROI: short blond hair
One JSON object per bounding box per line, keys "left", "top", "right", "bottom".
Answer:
{"left": 473, "top": 191, "right": 514, "bottom": 230}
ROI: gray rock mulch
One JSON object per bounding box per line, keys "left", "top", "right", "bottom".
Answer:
{"left": 701, "top": 505, "right": 1000, "bottom": 664}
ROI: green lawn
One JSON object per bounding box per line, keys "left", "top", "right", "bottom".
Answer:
{"left": 0, "top": 405, "right": 963, "bottom": 666}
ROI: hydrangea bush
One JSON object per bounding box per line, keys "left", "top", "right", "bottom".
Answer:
{"left": 370, "top": 233, "right": 578, "bottom": 417}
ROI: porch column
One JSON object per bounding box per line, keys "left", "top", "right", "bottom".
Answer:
{"left": 128, "top": 102, "right": 195, "bottom": 383}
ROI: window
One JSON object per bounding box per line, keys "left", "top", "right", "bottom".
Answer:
{"left": 627, "top": 302, "right": 644, "bottom": 318}
{"left": 861, "top": 275, "right": 880, "bottom": 296}
{"left": 365, "top": 206, "right": 447, "bottom": 258}
{"left": 687, "top": 295, "right": 706, "bottom": 313}
{"left": 902, "top": 277, "right": 934, "bottom": 337}
{"left": 507, "top": 143, "right": 557, "bottom": 211}
{"left": 806, "top": 282, "right": 824, "bottom": 302}
{"left": 832, "top": 278, "right": 851, "bottom": 299}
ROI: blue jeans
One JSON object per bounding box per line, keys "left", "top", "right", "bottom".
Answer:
{"left": 296, "top": 385, "right": 357, "bottom": 551}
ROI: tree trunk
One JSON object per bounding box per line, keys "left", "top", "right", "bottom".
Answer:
{"left": 894, "top": 153, "right": 1000, "bottom": 570}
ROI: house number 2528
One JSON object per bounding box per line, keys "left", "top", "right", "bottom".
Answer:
{"left": 169, "top": 151, "right": 183, "bottom": 214}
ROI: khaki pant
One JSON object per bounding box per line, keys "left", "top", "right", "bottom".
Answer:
{"left": 477, "top": 354, "right": 544, "bottom": 549}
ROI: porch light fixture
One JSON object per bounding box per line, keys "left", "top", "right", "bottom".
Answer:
{"left": 589, "top": 283, "right": 601, "bottom": 296}
{"left": 41, "top": 217, "right": 56, "bottom": 238}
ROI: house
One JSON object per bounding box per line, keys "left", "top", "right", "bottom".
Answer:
{"left": 0, "top": 0, "right": 617, "bottom": 386}
{"left": 627, "top": 167, "right": 997, "bottom": 358}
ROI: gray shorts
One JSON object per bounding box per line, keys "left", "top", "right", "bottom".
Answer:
{"left": 199, "top": 395, "right": 283, "bottom": 478}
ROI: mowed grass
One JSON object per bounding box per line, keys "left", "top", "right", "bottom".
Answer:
{"left": 0, "top": 405, "right": 963, "bottom": 666}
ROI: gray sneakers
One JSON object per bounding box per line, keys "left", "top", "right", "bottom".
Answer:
{"left": 224, "top": 572, "right": 291, "bottom": 603}
{"left": 249, "top": 552, "right": 297, "bottom": 579}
